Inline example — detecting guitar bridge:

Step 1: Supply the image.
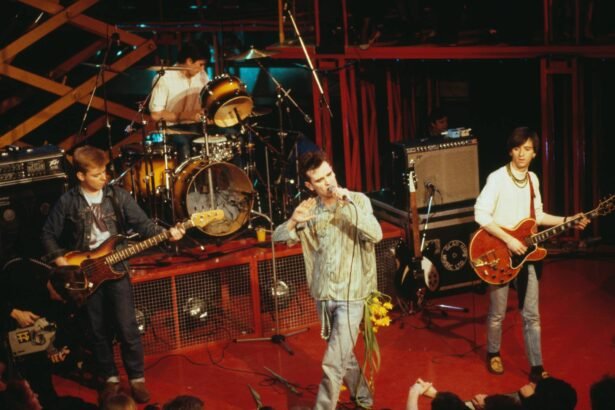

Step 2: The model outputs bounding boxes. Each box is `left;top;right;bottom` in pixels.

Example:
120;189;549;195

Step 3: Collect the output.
471;250;500;269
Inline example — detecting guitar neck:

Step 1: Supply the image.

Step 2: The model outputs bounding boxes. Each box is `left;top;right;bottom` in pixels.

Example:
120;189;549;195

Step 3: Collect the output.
530;210;594;245
409;192;422;258
105;220;193;265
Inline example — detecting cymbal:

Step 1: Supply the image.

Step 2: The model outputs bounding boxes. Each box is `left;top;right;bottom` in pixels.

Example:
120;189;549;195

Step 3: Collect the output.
226;47;278;62
251;106;273;117
146;65;191;72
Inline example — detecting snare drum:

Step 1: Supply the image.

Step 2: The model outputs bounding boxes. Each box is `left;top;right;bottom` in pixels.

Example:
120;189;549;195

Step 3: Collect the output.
191;134;241;162
201;74;253;128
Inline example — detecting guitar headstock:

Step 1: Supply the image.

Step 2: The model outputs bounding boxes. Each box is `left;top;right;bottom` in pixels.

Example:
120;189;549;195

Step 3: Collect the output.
595;194;615;216
190;210;225;228
405;161;418;193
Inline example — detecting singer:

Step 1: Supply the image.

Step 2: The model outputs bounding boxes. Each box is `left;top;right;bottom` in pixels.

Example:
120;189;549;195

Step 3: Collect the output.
273;150;382;410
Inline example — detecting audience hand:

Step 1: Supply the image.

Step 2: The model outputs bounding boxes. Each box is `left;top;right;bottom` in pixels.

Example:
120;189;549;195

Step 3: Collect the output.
519;382;536;398
10;309;39;327
48;346;70;364
471;393;487;409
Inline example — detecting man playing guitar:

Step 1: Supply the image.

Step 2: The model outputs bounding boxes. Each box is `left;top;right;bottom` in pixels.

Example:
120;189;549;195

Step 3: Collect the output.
41;146;185;404
474;127;589;382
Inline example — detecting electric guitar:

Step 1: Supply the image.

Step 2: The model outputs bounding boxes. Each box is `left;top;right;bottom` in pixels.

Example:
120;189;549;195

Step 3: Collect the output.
394;162;439;304
469;194;615;285
51;210;224;305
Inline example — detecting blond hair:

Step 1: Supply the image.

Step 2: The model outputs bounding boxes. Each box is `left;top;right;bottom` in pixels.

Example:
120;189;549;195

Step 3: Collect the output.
73;146;109;173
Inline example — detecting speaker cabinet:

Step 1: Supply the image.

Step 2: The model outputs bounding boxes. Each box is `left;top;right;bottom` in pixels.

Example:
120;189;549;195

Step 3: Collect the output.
419;205;483;292
392;138;479;209
0;177;67;259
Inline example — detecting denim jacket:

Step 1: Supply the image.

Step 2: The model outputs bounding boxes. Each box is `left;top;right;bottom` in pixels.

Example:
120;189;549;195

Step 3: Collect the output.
41;185;162;263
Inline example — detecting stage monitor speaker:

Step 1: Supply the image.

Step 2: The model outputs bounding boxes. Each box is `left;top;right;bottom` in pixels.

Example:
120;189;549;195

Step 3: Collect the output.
392;138;479;210
0;177;67;259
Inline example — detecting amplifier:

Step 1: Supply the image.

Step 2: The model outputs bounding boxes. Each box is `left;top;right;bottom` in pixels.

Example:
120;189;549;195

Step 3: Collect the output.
0;145;66;187
392;138;479;209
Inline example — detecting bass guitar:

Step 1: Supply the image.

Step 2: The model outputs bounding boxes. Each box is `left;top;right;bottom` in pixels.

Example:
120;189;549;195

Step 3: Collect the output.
51;210;224;305
394;161;439;304
469;194;615;285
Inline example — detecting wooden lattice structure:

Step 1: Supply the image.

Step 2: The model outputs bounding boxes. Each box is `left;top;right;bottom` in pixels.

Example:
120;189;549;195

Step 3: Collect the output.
0;0;156;153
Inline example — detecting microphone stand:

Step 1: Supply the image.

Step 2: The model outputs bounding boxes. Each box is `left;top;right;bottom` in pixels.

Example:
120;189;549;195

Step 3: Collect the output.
285;6;333;118
418;183;469;325
77;33;118;176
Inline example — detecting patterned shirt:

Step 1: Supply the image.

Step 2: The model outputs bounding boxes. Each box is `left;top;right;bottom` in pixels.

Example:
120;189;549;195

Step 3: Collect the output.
273;192;383;301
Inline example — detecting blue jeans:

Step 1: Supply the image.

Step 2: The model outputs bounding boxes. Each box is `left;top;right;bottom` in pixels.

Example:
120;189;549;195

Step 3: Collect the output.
486;264;542;367
86;275;144;380
314;300;372;410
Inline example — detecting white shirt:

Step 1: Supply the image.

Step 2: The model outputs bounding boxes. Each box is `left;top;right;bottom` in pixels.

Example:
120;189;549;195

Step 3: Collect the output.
475;165;545;229
149;69;209;125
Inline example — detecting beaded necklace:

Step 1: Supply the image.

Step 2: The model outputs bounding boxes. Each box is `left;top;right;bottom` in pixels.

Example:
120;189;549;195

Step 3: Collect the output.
506;162;529;188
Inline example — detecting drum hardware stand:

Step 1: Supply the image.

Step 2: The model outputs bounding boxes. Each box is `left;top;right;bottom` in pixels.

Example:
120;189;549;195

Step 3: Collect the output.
199;116;217;212
236;209;308;354
236;113;282;225
285;6;333;118
123;65;169;211
76;32;121;177
254;59;312;220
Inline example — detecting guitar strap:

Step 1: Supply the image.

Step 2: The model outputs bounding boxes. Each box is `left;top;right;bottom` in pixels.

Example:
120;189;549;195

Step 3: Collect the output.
516;174;542;309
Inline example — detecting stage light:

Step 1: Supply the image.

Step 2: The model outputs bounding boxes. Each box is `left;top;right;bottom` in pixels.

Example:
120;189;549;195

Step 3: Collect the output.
261;280;292;313
271;280;289;299
135;308;148;335
183;297;209;321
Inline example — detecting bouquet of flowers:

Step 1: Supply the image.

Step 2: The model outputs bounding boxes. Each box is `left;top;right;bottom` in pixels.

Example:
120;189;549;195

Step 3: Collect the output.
362;290;393;390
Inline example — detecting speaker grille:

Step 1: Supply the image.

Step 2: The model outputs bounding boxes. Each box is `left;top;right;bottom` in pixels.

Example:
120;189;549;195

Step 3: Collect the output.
393;139;479;209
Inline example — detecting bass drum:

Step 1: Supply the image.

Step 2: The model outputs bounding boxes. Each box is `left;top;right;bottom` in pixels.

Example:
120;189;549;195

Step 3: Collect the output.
173;159;254;237
201;74;253;128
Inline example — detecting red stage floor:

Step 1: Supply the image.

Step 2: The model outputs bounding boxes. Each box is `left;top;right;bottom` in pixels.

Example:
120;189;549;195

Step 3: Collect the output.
55;255;615;409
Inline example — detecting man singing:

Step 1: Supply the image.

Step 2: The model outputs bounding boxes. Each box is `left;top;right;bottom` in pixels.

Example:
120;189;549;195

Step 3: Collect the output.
273;150;383;409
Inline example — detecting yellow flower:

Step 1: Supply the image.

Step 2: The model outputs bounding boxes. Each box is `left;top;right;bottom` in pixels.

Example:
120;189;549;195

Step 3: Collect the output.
383;302;393;310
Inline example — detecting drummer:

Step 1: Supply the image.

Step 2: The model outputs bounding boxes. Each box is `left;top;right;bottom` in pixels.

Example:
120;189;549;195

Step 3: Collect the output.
149;41;211;163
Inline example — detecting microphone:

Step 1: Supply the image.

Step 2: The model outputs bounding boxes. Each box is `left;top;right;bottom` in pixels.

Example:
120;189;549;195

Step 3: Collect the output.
327;186;353;204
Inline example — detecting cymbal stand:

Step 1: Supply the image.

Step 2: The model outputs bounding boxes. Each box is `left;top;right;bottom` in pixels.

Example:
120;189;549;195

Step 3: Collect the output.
254;59;312;218
239;117;283;224
200;118;216;212
285;7;333;118
76;33;120;176
123;66;168;215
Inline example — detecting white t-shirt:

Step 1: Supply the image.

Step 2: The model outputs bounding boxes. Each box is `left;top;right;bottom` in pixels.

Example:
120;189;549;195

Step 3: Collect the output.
82;189;111;250
149;69;210;125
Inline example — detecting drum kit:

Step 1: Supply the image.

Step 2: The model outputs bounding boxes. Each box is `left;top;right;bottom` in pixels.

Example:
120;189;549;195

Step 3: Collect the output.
112;47;306;241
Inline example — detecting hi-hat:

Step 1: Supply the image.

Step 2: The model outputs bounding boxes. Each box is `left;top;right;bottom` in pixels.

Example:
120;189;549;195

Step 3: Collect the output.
226;47;278;62
146;65;191;71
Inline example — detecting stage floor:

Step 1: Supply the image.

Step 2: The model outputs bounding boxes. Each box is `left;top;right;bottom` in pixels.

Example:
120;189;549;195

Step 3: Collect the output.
54;254;615;409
